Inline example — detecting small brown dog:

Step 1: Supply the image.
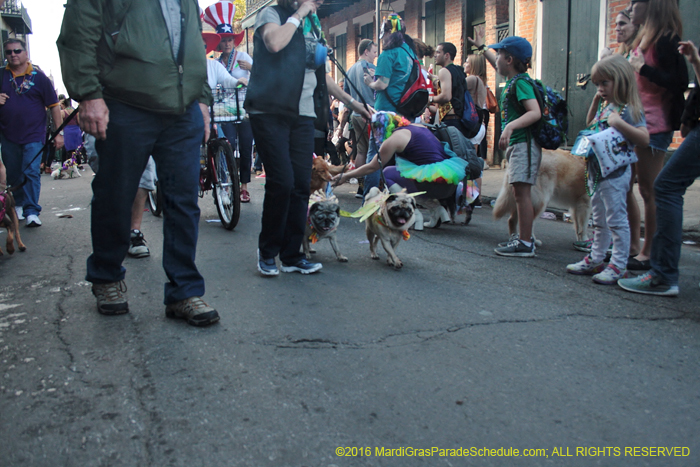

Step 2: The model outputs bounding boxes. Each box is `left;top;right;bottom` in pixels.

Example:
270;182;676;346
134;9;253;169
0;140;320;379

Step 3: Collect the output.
0;188;27;255
310;158;347;193
493;148;591;244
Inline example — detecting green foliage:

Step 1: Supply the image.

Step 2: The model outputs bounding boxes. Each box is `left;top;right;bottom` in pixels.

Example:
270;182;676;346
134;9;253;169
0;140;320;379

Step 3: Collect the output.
233;0;246;21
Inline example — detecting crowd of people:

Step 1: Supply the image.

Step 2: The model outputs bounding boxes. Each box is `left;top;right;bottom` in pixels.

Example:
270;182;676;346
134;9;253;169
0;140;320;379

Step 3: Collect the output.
0;0;697;328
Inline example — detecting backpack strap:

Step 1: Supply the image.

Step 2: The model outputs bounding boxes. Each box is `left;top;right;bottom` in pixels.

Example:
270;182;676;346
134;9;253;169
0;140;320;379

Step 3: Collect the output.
506;75;539;179
445;64;466;117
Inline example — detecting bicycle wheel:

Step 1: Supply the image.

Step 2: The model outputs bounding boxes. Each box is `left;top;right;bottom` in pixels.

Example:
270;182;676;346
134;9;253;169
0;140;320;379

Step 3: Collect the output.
148;180;163;217
210;139;240;230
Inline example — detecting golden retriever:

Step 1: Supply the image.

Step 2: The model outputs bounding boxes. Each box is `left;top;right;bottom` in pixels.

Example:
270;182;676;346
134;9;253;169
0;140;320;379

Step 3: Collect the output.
493;148;591;243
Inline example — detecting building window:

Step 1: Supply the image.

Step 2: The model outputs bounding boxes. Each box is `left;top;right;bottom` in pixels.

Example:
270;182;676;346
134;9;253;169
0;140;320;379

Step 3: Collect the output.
360;23;373;41
335;33;347;76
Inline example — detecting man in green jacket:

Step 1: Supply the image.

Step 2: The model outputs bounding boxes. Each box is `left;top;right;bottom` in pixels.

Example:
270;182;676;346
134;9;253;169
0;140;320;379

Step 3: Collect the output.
57;0;219;326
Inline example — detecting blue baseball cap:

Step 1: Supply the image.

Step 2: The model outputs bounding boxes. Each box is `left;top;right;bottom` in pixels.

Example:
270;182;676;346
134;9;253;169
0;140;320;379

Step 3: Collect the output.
488;36;532;62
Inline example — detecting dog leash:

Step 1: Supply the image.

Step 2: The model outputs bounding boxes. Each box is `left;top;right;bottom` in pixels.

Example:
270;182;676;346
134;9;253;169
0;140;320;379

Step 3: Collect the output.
327;52;387;191
10;105;80;189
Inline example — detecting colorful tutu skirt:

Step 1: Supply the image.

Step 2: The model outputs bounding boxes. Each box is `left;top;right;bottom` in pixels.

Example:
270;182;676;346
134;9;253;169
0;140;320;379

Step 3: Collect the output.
395;156;467;185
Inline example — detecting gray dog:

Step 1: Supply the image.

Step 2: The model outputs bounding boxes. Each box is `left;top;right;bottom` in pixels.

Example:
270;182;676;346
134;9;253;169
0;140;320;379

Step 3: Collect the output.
304;193;347;262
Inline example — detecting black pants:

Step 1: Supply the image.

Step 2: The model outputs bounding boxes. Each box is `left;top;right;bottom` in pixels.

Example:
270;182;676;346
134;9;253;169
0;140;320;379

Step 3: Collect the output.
250;114;314;263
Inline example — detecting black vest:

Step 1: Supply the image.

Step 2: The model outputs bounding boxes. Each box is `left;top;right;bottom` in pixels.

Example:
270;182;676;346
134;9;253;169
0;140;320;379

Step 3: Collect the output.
245;5;306;117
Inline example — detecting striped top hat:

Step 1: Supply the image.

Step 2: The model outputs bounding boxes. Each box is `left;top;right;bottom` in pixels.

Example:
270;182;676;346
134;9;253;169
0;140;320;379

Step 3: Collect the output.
203;1;245;47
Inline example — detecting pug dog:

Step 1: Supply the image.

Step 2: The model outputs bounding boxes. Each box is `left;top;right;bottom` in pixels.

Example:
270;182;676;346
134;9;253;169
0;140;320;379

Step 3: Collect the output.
304;192;347;262
364;187;416;269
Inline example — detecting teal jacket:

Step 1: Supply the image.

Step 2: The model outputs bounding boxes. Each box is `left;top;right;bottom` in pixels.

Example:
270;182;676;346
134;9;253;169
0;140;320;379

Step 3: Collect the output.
57;0;211;114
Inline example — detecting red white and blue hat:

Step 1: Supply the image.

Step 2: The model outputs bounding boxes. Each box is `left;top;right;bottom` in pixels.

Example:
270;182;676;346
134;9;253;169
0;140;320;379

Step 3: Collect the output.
202;1;245;47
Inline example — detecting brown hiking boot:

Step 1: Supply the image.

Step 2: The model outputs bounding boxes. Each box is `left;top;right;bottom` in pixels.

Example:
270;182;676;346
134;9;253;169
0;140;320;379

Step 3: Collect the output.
165;297;220;327
92;281;129;315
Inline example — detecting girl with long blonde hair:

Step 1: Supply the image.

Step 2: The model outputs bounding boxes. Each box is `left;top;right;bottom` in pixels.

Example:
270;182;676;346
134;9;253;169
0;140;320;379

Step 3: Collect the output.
566;55;649;284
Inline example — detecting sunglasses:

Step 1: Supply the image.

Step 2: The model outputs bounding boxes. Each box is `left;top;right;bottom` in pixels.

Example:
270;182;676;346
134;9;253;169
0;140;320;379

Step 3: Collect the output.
5;49;23;55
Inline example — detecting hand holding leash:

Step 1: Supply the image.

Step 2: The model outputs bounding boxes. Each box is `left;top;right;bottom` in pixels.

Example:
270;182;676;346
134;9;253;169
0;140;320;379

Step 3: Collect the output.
53;133;65;150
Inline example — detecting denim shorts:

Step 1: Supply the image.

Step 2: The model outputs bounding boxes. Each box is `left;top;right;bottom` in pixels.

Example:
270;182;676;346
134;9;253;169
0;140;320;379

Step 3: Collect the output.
648;131;674;152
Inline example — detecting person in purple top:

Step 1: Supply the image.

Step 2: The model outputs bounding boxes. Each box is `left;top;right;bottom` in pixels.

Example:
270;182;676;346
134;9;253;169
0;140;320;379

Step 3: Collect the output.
0;38;63;227
335;112;468;229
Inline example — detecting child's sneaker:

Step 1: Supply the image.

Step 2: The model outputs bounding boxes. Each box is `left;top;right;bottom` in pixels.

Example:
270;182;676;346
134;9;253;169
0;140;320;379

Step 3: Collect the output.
573;238;613;255
566;255;605;275
494;237;535;257
497;233;519;248
572;238;593;252
617;272;679;296
592;264;628;285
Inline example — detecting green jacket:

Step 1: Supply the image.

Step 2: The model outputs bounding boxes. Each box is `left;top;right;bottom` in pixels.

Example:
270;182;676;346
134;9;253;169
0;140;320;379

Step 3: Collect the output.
57;0;211;114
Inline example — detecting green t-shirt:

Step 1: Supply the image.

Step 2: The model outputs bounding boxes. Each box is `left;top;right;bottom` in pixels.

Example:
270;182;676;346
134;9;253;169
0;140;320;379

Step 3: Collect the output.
500;73;537;144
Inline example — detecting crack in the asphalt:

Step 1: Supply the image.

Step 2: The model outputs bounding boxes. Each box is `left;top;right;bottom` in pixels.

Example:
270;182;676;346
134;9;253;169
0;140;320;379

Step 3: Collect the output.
269;311;690;350
54;254;76;369
51;254;157;466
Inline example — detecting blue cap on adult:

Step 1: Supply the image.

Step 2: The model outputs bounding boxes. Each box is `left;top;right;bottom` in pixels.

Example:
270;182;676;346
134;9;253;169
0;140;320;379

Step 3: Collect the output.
488;36;533;62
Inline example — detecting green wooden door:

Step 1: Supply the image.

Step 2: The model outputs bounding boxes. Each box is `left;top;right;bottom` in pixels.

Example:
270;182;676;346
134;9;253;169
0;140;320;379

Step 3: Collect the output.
424;0;445;70
541;0;599;143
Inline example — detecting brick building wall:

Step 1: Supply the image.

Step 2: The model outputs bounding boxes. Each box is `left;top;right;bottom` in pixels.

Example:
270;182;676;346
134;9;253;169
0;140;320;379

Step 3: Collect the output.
403;0;421;39
515;0;537;46
482;0;509;165
444;0;463;65
321;0;376;81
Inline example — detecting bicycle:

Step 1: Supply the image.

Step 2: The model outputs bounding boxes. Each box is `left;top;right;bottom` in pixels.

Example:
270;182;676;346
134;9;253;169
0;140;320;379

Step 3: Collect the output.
200;85;243;230
148;178;163;217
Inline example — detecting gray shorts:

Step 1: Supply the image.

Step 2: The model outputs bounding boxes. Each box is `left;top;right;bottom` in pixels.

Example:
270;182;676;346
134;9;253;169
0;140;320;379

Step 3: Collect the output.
507;141;542;185
139;156;157;191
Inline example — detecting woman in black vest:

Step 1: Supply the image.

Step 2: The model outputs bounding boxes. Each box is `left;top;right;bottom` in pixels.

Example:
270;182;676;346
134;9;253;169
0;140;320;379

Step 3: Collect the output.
245;0;369;276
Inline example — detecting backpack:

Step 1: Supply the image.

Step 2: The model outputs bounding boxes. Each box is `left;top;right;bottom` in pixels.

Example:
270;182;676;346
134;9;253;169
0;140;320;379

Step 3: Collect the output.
446;64;482;138
426;123;483;181
384;46;430;120
508;75;568;149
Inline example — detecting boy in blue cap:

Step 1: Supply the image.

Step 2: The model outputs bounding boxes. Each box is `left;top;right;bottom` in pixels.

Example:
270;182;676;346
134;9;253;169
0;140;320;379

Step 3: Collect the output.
471;35;542;257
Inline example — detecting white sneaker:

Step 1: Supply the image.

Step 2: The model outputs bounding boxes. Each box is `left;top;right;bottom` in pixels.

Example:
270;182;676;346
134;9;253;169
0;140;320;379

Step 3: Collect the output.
566;255;605;275
26;214;41;227
593;264;627;285
15;206;24;220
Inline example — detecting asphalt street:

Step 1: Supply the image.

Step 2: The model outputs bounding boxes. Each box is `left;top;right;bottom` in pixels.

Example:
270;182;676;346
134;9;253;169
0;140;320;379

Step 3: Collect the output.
1;168;699;467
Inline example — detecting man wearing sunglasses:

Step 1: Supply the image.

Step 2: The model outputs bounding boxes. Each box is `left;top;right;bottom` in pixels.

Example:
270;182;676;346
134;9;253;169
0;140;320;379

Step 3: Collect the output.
0;38;64;228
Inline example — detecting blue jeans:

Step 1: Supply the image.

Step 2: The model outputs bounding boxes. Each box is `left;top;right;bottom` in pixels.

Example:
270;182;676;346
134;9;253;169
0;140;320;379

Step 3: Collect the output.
87;100;205;305
1;136;43;216
221;120;253;184
363;136;381;198
649;126;700;286
249;113;314;264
